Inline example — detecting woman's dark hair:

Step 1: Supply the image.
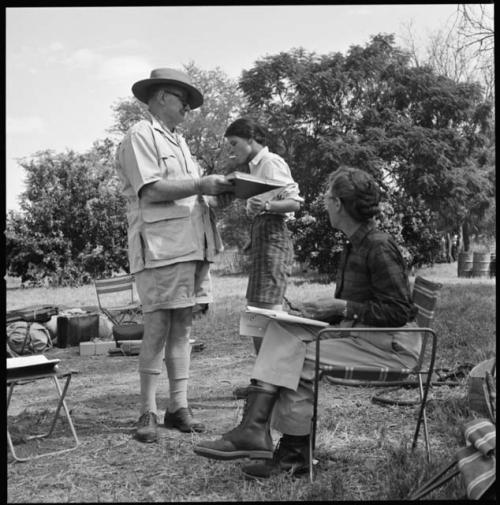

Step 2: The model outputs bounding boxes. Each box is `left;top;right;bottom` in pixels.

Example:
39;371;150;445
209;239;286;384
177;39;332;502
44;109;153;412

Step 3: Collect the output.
327;166;381;222
224;117;267;145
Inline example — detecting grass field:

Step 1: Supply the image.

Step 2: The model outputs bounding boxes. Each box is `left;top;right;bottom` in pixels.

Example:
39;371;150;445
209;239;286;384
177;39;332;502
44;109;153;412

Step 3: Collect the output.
6;261;496;502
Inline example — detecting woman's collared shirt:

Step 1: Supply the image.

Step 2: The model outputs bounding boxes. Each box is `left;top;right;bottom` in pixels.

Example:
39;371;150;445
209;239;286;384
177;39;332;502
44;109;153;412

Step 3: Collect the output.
246;146;303;220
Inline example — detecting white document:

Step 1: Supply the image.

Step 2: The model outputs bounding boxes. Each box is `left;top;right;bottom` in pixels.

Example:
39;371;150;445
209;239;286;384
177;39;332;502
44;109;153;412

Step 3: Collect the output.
7;355;60;370
245;306;329;328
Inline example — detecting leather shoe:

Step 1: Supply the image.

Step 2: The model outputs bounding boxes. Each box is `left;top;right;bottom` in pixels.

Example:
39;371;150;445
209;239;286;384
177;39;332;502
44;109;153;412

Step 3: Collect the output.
164;407;205;433
134;411;158;443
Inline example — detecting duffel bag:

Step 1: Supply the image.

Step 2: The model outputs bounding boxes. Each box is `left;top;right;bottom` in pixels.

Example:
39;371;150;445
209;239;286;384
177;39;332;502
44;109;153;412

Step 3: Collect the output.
7;321;53;356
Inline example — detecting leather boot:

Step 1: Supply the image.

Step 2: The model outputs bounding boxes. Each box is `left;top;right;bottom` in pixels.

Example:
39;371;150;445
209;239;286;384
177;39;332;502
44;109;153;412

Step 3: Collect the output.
232;379;257;400
194;385;277;460
232;385;249;400
241;434;310;480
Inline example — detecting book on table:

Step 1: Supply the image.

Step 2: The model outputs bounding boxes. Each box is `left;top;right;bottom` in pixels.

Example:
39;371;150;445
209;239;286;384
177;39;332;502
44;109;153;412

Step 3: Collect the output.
226;171;286;199
7;355;61;380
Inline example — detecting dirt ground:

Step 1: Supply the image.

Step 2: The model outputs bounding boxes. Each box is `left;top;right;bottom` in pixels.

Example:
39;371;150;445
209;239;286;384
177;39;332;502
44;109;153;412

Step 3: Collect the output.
7;339;469;502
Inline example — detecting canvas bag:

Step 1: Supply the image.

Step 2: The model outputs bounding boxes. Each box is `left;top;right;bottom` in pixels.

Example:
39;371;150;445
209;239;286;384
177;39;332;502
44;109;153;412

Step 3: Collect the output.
7;321;53;356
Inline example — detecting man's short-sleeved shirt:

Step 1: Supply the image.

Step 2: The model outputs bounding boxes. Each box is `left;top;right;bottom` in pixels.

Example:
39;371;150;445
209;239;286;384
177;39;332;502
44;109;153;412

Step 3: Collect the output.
115;115;223;273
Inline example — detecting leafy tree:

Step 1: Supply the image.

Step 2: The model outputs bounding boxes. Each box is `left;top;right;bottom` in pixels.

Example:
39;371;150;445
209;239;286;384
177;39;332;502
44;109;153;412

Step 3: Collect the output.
181;62;247;174
6;139;128;285
401;4;494;102
400;7;495;249
237;35;494;273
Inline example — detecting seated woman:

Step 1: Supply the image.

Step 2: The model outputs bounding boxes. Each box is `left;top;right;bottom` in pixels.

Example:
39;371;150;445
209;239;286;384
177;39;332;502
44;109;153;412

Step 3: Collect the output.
193;165;420;479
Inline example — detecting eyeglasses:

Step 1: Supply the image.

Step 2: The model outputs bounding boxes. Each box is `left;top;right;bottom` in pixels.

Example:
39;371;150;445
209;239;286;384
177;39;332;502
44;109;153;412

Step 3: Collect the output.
164;90;190;108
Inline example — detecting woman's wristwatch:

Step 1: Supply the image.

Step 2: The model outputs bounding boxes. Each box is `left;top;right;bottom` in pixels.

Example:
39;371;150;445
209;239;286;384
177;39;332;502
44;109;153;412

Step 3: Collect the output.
264;201;271;212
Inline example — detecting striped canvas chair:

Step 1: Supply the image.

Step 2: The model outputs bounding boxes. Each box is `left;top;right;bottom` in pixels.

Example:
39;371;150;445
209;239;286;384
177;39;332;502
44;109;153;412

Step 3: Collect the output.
309;276;442;482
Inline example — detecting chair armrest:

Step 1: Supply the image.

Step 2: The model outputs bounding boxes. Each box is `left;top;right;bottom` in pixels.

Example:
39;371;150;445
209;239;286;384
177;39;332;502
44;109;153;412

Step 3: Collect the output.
317;326;431;339
314;326;437;379
316;326;435;356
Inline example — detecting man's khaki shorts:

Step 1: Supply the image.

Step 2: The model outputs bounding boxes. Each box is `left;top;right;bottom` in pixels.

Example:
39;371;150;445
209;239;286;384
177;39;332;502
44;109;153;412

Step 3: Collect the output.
135;260;212;313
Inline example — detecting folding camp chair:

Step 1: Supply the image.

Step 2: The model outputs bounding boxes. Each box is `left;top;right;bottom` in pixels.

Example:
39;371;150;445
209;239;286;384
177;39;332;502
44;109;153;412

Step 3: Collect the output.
309;276;442;482
94;274;204;353
94;273;143;326
7;358;80;462
94;274;144;344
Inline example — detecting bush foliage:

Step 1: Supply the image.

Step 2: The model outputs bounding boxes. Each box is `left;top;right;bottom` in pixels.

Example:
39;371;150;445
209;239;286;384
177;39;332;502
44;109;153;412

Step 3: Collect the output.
6;140;129;285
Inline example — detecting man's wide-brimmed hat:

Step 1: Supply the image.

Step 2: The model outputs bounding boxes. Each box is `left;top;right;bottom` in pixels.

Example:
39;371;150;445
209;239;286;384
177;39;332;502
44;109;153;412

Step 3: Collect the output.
132;68;203;109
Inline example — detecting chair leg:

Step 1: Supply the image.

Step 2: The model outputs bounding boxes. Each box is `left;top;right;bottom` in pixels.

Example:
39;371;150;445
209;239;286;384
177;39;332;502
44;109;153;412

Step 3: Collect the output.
101;308;120;326
412;374;431;461
407;460;459;500
419;375;431;461
45;375;78;442
308;428;314;484
309;336;322;483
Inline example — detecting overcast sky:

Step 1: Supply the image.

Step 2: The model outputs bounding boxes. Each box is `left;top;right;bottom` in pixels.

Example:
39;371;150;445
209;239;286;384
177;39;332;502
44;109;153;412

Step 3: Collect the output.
6;4;468;212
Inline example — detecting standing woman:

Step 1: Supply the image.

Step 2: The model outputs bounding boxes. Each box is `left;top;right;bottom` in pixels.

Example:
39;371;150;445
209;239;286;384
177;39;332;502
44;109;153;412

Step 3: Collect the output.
225;118;303;355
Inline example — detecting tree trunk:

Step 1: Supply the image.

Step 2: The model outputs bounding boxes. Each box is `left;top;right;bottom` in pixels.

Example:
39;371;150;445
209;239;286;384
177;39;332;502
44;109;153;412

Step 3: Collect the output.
457;225;463;252
462;220;471;251
445;232;452;262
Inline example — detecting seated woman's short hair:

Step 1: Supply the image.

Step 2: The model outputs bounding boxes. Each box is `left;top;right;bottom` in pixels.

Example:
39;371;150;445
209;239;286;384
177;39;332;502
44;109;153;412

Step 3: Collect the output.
328;166;381;222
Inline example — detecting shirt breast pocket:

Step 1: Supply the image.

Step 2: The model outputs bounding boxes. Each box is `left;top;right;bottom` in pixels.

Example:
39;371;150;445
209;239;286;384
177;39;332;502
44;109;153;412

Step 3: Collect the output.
141;205;197;262
159;151;185;177
158;144;185;179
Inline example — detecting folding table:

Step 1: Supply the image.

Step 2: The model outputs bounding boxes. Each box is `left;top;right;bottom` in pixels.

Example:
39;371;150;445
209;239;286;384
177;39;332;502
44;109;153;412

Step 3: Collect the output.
7;357;80;462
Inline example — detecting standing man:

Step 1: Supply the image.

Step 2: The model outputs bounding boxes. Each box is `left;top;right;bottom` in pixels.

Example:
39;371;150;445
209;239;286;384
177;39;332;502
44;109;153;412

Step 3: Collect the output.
116;68;234;443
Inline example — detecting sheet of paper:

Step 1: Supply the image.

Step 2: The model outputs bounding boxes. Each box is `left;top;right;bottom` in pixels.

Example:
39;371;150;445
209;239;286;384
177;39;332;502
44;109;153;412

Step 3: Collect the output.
7;355;60;369
245;306;329;328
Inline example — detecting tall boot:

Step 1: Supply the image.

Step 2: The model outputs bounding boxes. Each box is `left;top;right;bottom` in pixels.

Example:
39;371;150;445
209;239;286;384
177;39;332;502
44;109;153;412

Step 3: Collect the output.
194;385;278;460
232;378;257;400
242;434;310;480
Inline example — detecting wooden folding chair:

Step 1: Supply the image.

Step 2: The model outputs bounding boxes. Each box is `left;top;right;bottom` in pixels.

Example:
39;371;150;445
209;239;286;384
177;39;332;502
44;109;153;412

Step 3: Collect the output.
7;359;80;462
309;276;442;482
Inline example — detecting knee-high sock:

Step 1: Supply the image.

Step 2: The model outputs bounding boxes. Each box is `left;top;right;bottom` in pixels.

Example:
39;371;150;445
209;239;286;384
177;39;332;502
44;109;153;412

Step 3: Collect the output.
165;309;192;412
140;372;160;415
